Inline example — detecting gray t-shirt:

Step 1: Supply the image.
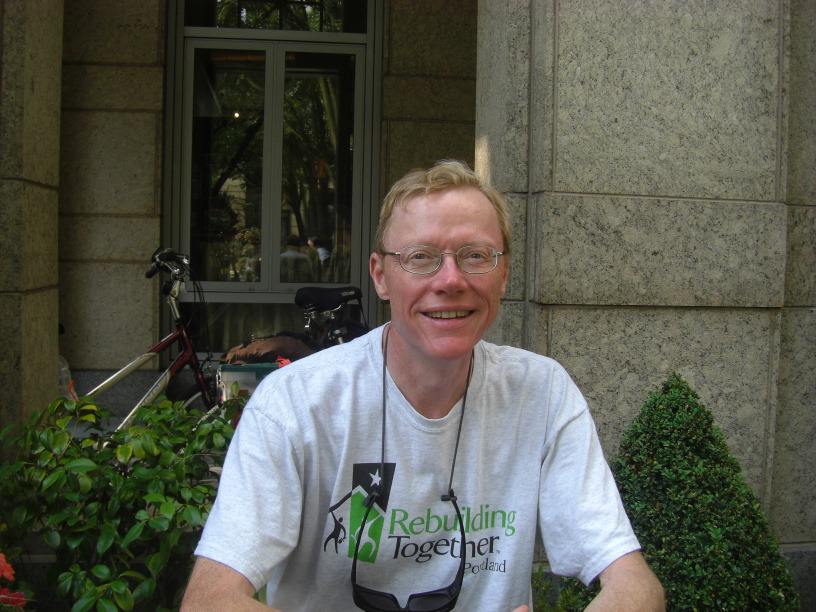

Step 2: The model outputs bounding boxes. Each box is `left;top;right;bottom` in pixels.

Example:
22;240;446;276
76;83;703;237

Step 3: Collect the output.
195;325;640;611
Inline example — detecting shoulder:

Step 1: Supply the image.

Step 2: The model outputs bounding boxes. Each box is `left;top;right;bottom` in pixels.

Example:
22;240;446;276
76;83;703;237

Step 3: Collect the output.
477;340;574;384
242;327;382;420
474;341;588;418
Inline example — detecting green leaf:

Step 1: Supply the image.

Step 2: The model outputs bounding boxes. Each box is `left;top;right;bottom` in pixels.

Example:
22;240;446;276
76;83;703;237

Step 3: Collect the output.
140;432;157;456
65;457;97;472
57;571;74;597
37;449;55;467
113;587;135;611
147;515;171;531
132;577;156;602
181;505;202;527
91;564;112;580
130;438;145;460
53;431;72;454
144;492;166;504
78;473;94;494
46;511;71;526
70;594;97;612
121;522;145;550
96;598;118;612
116;444;133;464
97;524;116;555
159;500;177;518
159;449;176;467
146;550;168;577
11;505;28;526
42;469;66;492
44;529;61;549
66;532;86;549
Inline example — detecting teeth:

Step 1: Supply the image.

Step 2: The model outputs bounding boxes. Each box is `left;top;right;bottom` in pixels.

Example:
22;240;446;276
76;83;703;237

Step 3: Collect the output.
427;310;470;319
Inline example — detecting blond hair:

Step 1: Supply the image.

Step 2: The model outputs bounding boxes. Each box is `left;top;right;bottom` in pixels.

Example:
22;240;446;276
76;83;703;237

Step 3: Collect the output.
374;159;511;254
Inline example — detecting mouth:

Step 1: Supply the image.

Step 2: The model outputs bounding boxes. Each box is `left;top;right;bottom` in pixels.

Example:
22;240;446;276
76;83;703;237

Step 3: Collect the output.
424;310;472;319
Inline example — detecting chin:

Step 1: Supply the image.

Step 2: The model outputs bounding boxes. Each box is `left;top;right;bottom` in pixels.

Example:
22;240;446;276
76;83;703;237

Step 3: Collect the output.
423;337;481;362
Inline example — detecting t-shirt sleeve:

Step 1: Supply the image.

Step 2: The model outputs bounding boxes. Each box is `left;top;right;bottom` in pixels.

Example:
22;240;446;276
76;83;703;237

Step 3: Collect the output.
537;379;641;585
194;401;303;591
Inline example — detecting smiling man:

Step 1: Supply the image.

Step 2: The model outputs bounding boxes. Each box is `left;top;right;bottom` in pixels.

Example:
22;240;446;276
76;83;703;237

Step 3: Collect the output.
181;160;664;611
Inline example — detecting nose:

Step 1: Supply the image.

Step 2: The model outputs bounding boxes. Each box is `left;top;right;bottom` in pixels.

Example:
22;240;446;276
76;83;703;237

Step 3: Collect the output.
432;252;468;290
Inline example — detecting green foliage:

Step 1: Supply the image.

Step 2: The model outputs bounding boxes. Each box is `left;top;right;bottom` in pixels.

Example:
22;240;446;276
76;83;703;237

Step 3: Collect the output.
0;395;244;611
531;565;591;612
559;373;799;611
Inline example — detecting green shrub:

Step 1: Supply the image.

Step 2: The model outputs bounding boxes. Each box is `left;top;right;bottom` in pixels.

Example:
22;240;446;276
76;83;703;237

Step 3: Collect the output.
531;565;588;612
558;373;799;610
0;395;243;611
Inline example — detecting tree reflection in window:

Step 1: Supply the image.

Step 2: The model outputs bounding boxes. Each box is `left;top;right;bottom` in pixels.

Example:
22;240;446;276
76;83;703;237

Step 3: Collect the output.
189;48;355;285
185;0;367;34
281;52;355;284
190;49;265;283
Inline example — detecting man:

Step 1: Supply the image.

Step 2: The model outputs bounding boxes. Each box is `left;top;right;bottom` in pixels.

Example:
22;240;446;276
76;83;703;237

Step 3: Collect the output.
182;160;664;611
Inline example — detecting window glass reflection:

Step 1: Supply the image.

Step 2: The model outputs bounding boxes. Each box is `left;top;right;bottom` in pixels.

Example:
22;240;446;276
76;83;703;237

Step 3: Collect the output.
185;0;367;33
280;51;355;284
190;49;265;283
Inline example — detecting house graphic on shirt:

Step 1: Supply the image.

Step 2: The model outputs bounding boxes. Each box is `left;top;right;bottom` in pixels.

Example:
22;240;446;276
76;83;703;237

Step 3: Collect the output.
324;462;396;564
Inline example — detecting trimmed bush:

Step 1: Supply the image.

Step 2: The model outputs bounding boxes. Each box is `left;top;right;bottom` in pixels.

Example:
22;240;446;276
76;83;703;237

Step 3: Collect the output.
558;373;799;610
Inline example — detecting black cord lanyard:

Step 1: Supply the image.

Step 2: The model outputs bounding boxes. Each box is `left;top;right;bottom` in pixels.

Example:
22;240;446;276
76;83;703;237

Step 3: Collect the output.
369;325;474;507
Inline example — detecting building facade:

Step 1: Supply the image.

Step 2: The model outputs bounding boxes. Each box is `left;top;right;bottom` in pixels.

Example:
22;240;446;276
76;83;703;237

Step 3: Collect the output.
1;0;813;605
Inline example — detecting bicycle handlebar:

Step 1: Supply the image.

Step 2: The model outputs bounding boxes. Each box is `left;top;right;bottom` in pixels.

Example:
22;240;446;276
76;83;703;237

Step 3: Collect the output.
146;247;189;279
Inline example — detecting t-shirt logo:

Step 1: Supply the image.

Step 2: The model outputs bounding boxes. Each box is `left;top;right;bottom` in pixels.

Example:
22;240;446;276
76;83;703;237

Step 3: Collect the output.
324;462;396;564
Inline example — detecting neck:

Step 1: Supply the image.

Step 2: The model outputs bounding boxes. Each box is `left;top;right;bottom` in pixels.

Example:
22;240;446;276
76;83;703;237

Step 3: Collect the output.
382;326;475;419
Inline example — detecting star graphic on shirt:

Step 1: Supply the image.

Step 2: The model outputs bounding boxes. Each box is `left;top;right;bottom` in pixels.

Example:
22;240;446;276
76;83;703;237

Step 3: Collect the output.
369;469;381;488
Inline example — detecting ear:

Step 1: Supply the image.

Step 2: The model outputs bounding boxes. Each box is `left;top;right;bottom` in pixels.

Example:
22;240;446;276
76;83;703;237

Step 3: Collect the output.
369;252;390;301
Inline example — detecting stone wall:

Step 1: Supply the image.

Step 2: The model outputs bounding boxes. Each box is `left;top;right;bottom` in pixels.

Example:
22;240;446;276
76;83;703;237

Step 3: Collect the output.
380;0;478;189
57;1;164;404
0;0;64;432
477;0;815;606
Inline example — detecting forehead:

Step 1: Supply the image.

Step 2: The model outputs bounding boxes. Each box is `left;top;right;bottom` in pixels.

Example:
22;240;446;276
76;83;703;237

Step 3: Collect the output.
387;187;501;241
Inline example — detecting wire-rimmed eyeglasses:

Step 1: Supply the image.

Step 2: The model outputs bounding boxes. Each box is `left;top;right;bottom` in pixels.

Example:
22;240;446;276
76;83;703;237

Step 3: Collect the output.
384;245;505;275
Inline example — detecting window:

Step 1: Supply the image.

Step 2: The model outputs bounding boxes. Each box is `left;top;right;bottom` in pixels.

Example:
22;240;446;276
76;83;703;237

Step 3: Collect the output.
184;0;367;33
165;1;380;353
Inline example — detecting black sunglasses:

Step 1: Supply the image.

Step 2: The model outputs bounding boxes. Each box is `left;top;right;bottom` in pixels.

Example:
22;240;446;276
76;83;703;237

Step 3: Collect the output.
350;326;473;612
351;489;467;612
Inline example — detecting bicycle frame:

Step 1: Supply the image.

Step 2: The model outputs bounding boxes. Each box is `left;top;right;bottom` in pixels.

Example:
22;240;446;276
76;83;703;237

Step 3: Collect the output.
85;249;368;432
86;274;216;430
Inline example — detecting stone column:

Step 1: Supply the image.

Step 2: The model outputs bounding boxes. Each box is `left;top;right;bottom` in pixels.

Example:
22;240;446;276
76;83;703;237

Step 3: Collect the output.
476;0;814;605
0;0;64;431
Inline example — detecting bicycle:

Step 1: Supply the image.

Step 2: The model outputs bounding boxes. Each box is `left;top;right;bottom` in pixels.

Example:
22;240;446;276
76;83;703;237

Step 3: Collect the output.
85;247;369;430
84;248;217;430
